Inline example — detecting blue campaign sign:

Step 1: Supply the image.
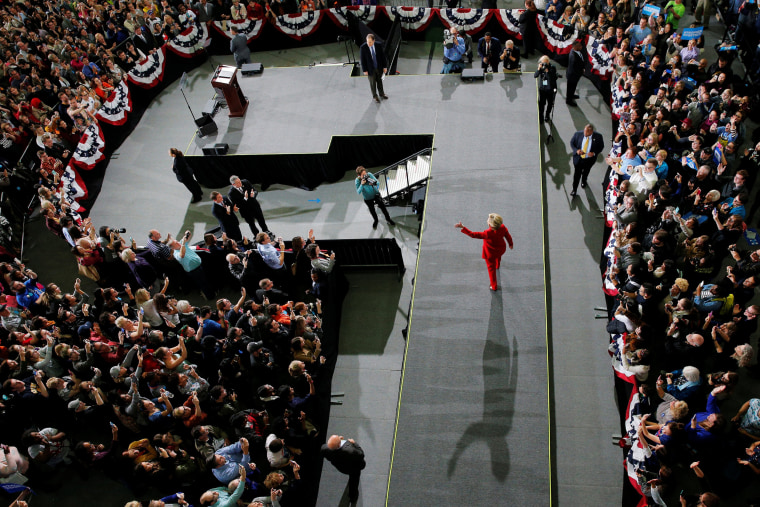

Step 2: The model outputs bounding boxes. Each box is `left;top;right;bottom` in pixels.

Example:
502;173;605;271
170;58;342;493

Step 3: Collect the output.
642;4;661;16
682;27;704;40
713;145;723;165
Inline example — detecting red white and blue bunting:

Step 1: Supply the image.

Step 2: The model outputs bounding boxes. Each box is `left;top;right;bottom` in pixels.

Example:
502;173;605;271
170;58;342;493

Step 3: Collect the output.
539;16;577;54
326;6;378;27
587;36;614;78
438;8;492;33
272;11;324;40
168;22;210;57
71;122;106;171
60;164;88;213
95;79;132;126
494;9;523;39
127;47;167;88
383;6;434;32
212;18;264;41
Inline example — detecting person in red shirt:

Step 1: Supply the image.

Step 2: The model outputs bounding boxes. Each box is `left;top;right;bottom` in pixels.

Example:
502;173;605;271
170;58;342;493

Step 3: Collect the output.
455;213;514;291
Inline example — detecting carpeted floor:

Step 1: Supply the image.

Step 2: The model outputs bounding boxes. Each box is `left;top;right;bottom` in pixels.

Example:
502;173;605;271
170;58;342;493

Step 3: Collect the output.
386;73;550;506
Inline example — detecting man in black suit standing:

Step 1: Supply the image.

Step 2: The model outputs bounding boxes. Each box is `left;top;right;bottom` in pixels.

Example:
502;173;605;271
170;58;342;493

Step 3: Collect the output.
227;175;269;236
321;434;366;504
133;25;157;57
566;39;585;106
569;124;605;197
477;32;502;73
210;191;243;240
359;34;388;104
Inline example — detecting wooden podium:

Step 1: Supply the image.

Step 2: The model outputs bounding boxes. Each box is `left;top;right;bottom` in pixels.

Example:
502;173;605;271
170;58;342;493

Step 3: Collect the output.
211;65;248;118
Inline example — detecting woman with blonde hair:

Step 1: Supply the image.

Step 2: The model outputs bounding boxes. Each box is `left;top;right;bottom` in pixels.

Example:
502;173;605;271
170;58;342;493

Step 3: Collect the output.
455;213;514;291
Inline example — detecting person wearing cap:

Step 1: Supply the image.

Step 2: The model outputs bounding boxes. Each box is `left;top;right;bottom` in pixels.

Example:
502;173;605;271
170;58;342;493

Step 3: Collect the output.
455;213;514;291
477;32;501;73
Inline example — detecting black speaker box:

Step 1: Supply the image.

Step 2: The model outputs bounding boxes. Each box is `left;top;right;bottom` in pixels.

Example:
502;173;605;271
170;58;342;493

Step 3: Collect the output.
460;68;484;82
195;115;218;137
241;63;263;75
202;143;229;156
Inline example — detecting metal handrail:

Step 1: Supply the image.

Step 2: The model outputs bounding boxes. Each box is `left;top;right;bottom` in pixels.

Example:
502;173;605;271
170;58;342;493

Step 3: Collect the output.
375;147;432;200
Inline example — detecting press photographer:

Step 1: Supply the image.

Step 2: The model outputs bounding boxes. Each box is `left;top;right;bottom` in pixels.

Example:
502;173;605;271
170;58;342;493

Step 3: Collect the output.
500;40;521;72
534;56;558;123
441;27;465;74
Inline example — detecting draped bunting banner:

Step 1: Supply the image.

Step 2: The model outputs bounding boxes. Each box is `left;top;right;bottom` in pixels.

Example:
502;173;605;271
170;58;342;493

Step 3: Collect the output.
168;22;210;57
71;122;106;171
609;334;638;383
127;46;167;88
624;394;651;505
539;15;577;54
602;229;620;297
326;6;378;27
611;81;630;119
384;6;434;32
272;11;324;40
212;18;265;41
60;164;88;213
587;36;614;78
95;79;132;126
494;9;523;39
438;8;491;33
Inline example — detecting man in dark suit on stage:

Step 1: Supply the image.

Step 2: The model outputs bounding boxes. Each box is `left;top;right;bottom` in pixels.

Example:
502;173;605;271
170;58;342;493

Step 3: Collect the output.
477;32;502;73
210;191;243;240
566;39;585;106
570;123;605;197
359;34;388;104
321;434;366;504
227;175;269;236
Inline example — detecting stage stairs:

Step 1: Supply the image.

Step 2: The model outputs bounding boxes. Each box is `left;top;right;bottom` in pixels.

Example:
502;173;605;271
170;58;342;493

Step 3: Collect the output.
376;148;432;204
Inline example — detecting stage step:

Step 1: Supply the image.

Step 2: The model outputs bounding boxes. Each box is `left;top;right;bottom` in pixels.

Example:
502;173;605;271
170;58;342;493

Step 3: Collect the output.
376;149;432;201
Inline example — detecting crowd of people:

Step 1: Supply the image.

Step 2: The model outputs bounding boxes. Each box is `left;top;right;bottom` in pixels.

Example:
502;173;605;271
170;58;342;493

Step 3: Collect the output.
0;0;759;503
594;0;760;502
1;205;338;507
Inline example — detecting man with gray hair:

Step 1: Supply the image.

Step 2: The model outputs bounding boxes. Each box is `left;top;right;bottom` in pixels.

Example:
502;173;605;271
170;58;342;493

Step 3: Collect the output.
227;175;269;236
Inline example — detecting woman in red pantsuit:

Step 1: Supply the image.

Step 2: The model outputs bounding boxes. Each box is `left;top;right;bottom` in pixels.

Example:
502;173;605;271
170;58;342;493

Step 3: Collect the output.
455;213;514;291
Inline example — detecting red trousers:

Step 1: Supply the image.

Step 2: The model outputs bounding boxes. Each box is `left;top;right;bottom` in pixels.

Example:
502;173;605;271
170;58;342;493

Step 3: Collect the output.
485;256;502;289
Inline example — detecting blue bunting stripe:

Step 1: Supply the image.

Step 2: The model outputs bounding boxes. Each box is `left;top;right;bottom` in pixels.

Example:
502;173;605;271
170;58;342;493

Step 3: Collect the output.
538;15;577;55
95;79;132;126
438;8;491;33
272;10;324;40
168;22;210;57
384;6;434;32
326;6;377;27
127;46;167;88
493;9;523;40
71;122;106;171
211;18;264;41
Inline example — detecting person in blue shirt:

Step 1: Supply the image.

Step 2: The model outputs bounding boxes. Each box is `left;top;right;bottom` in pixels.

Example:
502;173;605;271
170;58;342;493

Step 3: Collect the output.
685;386;727;451
171;232;213;299
441;26;465;73
211;438;251;484
255;232;287;272
355;166;395;229
81;57;101;79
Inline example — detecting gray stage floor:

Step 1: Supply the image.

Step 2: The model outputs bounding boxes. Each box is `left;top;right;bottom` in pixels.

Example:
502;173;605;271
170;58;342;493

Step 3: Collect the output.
79;42;626;507
386;79;550;505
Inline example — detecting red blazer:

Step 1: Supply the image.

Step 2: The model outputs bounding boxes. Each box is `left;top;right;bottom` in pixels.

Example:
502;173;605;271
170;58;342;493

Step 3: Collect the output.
461;224;513;261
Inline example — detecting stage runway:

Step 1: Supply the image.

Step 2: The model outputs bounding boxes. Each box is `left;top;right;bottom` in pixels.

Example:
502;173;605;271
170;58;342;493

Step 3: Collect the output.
190;65;549;505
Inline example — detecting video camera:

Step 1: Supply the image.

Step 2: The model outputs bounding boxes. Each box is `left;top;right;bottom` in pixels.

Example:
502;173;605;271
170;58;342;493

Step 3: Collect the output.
443;29;457;49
